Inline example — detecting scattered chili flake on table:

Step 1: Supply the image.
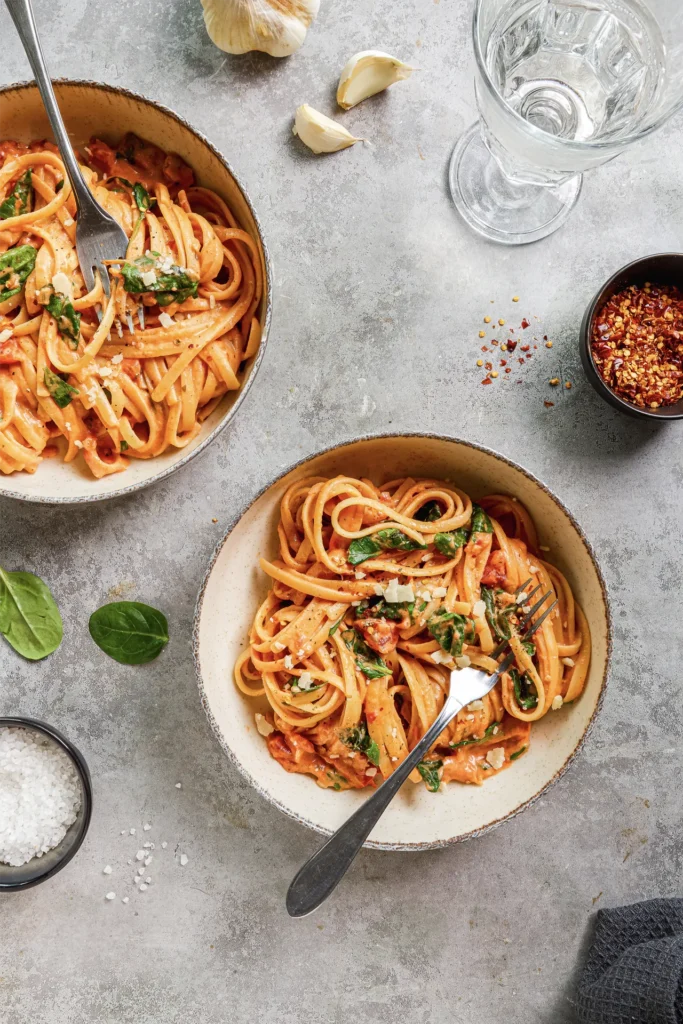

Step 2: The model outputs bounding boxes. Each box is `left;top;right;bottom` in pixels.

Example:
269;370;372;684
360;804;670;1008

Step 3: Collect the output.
591;282;683;409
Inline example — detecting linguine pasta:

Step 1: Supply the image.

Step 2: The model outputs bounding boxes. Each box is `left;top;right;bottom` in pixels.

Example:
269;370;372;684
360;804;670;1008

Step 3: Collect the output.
235;475;591;792
0;133;263;478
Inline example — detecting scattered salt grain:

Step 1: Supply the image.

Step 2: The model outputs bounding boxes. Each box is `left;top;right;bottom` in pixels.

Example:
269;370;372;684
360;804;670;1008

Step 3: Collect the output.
161;842;168;849
144;856;152;867
180;853;189;867
139;883;148;892
145;876;152;884
135;850;145;861
122;897;129;904
143;822;151;831
129;828;136;835
0;726;81;867
175;783;182;789
103;865;112;875
105;892;116;901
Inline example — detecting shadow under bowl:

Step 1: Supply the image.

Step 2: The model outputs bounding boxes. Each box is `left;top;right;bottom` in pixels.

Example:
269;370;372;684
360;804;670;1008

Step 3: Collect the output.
0;717;92;892
579;252;683;421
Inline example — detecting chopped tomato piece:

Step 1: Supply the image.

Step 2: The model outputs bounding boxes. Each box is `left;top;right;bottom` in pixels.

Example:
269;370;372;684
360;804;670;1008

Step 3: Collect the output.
0;141;28;164
481;549;507;588
356;617;400;655
0;339;22;364
162;152;194;190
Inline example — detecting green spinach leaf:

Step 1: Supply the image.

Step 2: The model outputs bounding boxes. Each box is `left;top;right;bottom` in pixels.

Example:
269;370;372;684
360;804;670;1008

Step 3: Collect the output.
89;600;169;664
133;183;154;213
0;170;33;220
470;504;493;534
449;721;498;749
509;746;527;761
510;668;538;710
121;254;198;306
434;528;469;558
357;597;414;622
0;565;62;660
341;628;392;678
43;290;81;348
347;528;425;566
428;608;475;657
0;244;37;302
417;758;442;792
414;500;443;522
341;721;381;765
43;368;79;408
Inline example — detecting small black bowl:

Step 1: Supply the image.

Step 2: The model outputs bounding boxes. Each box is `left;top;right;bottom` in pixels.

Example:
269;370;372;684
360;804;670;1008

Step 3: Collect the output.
0;717;92;892
579;253;683;420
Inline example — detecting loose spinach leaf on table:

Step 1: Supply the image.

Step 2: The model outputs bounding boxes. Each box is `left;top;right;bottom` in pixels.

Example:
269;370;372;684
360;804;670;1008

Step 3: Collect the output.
347;528;426;566
0;170;33;220
428;607;476;658
0;244;37;303
417;758;443;793
0;565;63;660
89;600;169;664
434;528;469;558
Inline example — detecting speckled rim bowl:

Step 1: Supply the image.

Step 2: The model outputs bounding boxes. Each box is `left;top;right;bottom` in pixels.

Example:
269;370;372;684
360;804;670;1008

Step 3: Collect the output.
193;433;612;852
579;253;683;420
0;79;272;504
0;716;92;891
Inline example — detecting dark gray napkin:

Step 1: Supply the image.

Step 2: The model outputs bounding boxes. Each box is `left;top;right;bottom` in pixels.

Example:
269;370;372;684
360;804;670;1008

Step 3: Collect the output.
577;899;683;1024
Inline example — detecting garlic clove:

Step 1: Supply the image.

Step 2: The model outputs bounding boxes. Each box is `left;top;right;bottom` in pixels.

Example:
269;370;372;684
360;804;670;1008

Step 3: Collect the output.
202;0;320;58
337;50;415;109
293;105;363;155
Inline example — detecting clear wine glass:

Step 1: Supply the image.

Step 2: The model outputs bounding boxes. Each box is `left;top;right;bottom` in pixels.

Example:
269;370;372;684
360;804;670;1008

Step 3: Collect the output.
449;0;683;245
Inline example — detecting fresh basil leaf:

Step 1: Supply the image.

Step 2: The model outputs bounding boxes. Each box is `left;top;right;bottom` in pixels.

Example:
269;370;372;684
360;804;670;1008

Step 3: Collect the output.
43;290;81;348
450;722;498;749
417;758;442;792
133;182;153;213
121;256;198;305
434;528;468;558
510;668;538;710
509;746;527;761
0;565;63;660
0;244;37;302
43;368;79;409
414;500;442;522
428;608;475;657
0;170;33;220
347;536;381;566
341;628;392;678
471;504;493;534
89;600;169;664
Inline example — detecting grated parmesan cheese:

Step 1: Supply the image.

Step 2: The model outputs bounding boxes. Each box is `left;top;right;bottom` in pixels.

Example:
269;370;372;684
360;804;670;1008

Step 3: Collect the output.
255;713;274;737
485;747;506;771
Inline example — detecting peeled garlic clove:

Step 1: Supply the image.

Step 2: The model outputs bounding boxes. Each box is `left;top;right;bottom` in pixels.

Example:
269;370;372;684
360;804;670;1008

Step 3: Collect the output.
202;0;320;58
337;50;414;109
293;105;363;155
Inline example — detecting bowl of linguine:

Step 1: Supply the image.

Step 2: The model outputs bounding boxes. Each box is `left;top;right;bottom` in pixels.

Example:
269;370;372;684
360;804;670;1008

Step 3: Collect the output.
194;434;611;851
0;80;271;502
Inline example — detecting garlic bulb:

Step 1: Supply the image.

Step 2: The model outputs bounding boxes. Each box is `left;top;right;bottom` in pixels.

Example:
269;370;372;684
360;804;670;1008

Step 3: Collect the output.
202;0;320;58
293;105;363;155
337;50;414;109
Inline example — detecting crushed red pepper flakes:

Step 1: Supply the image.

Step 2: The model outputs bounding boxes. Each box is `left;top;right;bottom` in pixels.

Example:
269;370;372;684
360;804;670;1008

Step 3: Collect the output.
482;377;492;385
591;282;683;408
507;340;518;352
544;401;554;408
521;318;530;329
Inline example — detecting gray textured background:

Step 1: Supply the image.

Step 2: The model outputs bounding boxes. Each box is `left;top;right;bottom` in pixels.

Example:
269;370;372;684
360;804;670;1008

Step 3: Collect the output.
1;1;682;1021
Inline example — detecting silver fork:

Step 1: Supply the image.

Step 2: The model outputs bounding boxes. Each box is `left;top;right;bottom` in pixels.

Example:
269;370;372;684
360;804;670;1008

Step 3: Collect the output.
286;589;557;918
5;0;128;298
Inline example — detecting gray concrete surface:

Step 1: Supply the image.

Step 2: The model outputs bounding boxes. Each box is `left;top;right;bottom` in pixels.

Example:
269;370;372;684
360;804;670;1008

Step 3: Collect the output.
1;1;682;1021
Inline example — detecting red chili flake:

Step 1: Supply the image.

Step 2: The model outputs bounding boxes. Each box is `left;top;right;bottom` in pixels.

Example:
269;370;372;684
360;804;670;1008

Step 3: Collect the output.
481;377;492;385
500;359;507;366
533;345;537;350
590;282;683;408
525;353;532;360
507;340;518;352
521;319;530;329
520;344;530;352
491;339;499;346
481;345;489;352
544;401;554;408
543;335;548;341
504;367;512;374
485;361;493;370
518;358;525;365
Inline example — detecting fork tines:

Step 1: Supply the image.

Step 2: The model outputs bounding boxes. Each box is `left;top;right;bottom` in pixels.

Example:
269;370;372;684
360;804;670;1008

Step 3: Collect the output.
492;594;558;681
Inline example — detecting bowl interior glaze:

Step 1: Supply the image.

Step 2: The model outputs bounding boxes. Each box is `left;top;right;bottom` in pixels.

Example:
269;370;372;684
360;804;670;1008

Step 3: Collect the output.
0;80;271;503
194;434;611;851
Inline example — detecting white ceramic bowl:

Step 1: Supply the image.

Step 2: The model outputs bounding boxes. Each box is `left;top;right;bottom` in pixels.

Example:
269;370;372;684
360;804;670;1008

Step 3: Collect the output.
0;80;271;504
194;434;611;851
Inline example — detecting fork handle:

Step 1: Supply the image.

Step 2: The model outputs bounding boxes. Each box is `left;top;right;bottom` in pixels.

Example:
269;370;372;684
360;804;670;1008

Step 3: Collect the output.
4;0;94;210
285;692;465;918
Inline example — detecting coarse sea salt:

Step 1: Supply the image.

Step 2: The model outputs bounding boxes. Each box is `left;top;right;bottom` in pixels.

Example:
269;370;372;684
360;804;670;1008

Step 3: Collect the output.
0;726;81;867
